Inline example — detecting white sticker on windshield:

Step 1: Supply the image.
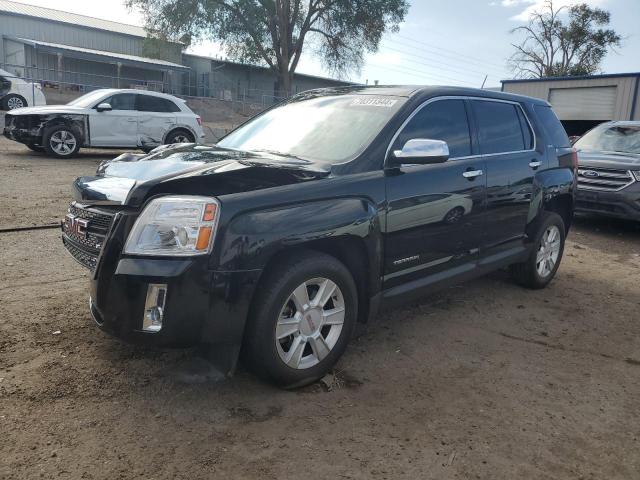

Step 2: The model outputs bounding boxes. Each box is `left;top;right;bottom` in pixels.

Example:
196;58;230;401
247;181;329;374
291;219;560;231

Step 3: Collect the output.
350;97;398;108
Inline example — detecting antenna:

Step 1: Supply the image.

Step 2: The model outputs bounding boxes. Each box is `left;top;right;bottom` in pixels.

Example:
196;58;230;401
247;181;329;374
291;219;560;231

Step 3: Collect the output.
480;75;488;89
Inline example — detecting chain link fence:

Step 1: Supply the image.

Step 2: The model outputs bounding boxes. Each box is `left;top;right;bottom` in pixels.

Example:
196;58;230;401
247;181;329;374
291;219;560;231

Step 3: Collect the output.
0;62;288;116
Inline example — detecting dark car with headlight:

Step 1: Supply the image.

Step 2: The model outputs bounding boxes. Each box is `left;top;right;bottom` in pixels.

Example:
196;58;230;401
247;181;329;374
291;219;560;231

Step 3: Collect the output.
574;121;640;221
62;86;576;388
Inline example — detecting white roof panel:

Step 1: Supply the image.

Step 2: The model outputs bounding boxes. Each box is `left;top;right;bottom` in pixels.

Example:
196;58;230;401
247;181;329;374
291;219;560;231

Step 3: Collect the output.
14;37;189;71
0;0;146;37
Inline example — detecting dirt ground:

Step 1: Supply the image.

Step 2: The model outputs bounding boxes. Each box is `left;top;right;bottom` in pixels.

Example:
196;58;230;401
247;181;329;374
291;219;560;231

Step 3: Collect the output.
1;135;640;479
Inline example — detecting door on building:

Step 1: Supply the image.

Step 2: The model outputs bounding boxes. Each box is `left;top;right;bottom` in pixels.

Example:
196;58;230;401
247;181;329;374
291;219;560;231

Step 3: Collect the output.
136;94;179;145
89;93;139;147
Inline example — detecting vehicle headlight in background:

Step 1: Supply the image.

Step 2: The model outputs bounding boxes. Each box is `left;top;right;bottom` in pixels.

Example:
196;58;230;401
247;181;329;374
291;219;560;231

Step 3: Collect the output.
633;171;640;182
124;196;220;256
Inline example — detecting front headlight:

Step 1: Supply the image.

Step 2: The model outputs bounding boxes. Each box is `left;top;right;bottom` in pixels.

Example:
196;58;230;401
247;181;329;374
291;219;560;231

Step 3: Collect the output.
633;171;640;182
124;196;220;256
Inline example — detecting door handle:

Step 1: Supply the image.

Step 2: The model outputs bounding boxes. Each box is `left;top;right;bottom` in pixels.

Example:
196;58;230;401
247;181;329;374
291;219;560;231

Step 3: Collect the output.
463;169;484;179
529;161;542;169
126;118;136;122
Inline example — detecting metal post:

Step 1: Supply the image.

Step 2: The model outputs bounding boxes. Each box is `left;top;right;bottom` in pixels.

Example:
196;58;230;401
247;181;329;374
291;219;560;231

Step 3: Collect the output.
56;53;63;88
116;62;122;88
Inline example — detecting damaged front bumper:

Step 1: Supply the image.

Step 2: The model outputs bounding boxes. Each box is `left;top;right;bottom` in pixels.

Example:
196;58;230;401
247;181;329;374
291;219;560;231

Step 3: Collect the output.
66;208;261;376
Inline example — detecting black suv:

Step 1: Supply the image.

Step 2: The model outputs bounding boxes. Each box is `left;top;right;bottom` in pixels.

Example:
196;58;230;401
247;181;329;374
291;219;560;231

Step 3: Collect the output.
62;86;576;388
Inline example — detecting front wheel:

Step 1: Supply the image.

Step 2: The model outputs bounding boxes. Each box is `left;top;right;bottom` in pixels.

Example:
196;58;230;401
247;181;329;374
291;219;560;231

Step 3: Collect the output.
243;251;358;389
43;126;81;158
510;212;566;289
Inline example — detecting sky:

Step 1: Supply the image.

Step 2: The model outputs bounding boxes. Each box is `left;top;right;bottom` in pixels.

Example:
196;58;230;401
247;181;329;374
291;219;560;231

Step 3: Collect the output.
11;0;640;88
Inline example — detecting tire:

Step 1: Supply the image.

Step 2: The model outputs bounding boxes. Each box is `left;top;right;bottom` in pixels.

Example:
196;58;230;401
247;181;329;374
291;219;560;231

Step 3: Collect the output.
3;94;27;110
510;212;566;289
243;251;358;389
26;143;44;153
165;129;195;145
43;125;81;158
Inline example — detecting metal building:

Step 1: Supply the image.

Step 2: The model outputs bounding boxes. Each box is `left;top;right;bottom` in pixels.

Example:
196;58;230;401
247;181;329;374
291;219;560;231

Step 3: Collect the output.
0;0;350;104
502;73;640;136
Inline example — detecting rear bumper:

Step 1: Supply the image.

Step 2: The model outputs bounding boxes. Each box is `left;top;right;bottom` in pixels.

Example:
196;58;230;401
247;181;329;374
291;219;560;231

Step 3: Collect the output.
575;183;640;221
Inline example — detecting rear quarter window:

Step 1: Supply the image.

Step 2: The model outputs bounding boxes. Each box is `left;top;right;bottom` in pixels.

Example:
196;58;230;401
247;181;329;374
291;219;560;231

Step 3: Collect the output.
137;95;181;113
534;105;570;147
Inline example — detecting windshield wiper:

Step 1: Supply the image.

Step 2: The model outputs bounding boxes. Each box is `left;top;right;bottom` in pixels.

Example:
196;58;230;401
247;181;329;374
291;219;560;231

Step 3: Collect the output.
249;149;310;163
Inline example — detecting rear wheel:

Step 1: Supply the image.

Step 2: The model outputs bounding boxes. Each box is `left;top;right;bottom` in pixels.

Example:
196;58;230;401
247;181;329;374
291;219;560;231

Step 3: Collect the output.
244;251;358;388
3;94;26;110
510;212;565;289
165;129;194;145
43;125;81;158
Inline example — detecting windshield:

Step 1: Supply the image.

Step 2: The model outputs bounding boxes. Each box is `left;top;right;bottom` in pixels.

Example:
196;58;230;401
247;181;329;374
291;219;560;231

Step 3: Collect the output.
218;94;406;163
67;90;109;108
575;124;640;155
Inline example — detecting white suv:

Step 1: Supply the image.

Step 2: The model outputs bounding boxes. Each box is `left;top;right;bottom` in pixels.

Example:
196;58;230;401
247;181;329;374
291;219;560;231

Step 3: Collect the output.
0;68;47;110
3;88;205;157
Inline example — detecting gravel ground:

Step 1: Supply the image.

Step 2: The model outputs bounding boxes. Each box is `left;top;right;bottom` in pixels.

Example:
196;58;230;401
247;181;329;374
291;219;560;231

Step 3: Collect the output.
1;136;640;479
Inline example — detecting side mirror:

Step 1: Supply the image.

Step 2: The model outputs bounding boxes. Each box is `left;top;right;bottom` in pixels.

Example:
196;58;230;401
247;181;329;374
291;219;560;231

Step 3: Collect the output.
96;102;112;112
389;139;450;166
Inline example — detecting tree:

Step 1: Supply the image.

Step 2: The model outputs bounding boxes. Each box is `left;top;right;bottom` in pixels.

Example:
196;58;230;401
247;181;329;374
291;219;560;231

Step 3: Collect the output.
509;0;621;78
127;0;409;97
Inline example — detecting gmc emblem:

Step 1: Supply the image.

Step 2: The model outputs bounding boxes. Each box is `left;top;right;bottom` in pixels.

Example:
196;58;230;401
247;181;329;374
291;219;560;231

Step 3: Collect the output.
64;214;89;238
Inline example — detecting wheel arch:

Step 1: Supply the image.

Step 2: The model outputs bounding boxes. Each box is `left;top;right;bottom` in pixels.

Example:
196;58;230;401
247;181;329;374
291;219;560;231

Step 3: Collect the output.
216;196;384;326
4;93;27;109
254;237;374;326
163;125;196;144
527;167;575;238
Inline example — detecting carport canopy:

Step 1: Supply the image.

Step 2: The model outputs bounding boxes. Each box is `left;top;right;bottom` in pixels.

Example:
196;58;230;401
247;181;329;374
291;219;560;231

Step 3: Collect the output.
6;36;189;72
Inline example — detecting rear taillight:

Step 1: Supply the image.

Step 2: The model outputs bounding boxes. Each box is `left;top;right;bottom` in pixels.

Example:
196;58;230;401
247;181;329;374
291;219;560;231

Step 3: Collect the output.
196;116;202;126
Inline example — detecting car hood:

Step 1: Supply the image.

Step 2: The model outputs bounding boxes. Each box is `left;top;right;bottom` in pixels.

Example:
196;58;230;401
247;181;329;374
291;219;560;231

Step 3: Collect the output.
73;143;331;207
8;104;86;115
577;149;640;169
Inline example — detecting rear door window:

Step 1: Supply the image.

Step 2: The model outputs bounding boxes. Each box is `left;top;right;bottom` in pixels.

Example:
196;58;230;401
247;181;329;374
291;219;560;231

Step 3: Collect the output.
472;100;527;154
393;99;472;158
533;105;570;147
137;95;181;113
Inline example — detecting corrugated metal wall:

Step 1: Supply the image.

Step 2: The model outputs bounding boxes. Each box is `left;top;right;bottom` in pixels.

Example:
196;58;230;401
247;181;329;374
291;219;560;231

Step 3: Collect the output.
503;76;640;121
0;13;145;56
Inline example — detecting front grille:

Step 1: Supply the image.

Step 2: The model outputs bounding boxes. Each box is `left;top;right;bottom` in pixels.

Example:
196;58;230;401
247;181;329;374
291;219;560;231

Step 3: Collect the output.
577;167;635;191
62;203;117;271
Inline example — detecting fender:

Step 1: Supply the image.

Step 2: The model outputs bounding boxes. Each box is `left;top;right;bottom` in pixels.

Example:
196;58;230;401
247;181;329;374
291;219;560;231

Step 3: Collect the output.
40;114;88;145
216;196;382;273
199;195;384;373
526;166;575;238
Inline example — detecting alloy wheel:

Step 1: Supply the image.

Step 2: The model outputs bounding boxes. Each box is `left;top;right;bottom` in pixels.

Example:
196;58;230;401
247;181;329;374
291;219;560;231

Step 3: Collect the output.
275;277;345;370
50;130;77;156
536;225;561;278
7;97;24;109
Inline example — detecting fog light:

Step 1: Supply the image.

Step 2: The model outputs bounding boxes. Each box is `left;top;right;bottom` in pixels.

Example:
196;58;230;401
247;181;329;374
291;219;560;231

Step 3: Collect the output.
143;284;167;333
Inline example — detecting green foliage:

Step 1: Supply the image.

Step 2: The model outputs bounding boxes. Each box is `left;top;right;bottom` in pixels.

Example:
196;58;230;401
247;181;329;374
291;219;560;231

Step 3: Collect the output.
126;0;409;95
141;35;185;63
509;0;621;78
